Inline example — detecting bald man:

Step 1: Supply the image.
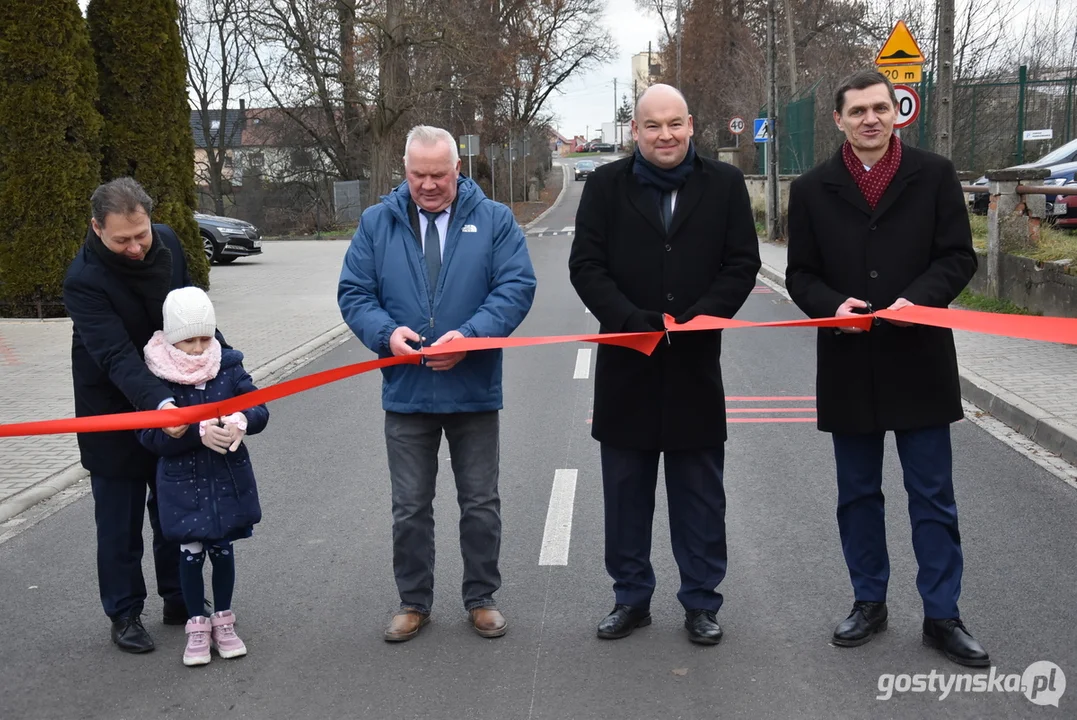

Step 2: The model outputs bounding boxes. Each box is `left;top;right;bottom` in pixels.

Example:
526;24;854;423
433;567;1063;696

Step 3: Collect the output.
569;84;760;645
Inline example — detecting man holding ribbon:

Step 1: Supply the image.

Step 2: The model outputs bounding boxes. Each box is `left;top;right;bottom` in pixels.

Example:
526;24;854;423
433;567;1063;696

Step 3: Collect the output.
569;84;760;644
63;177;202;653
338;125;535;642
785;70;987;667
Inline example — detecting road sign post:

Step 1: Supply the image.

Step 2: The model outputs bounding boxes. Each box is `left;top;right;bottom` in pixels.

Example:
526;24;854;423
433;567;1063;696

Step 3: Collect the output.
458;134;480;178
487;144;497;201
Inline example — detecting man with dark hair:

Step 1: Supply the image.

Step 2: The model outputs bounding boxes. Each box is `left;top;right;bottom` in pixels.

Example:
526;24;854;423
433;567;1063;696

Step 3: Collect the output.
570;84;760;645
785;70;987;666
64;177;208;653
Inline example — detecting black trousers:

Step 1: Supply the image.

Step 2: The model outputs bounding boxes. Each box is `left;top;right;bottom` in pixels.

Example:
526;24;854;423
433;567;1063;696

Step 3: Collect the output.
90;473;182;621
600;444;727;612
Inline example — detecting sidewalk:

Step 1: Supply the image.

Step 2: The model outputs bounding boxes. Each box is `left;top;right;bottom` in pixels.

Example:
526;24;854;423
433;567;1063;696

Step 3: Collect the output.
757;240;1077;466
0;240;353;521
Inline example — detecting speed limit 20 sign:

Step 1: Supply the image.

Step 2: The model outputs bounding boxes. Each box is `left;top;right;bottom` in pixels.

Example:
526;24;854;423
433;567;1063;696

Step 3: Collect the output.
893;84;920;129
728;116;746;135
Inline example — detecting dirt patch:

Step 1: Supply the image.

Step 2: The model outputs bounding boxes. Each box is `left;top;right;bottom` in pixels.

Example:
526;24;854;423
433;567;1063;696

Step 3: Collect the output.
511;165;565;227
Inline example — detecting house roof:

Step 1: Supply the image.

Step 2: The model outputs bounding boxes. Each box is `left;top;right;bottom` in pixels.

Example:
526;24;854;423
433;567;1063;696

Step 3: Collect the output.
190;109;245;149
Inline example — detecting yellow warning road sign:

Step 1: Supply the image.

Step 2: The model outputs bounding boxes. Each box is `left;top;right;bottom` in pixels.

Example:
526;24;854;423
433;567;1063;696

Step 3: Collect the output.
875;21;925;66
877;64;923;83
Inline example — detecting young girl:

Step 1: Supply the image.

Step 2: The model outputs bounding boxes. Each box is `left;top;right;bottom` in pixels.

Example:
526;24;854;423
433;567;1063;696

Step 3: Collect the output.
138;286;269;667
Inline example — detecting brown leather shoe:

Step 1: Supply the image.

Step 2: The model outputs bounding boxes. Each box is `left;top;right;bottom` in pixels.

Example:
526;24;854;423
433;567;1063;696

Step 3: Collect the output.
384;610;430;643
469;606;507;638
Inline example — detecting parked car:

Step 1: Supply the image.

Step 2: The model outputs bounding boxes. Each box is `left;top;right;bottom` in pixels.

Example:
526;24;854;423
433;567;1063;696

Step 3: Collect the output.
593;143;616;153
195;213;263;265
574;160;597;181
969;137;1077;214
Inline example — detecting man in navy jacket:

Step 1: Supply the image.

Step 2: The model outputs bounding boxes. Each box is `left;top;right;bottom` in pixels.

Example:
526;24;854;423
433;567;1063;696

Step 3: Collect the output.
63;177;204;653
338;125;535;642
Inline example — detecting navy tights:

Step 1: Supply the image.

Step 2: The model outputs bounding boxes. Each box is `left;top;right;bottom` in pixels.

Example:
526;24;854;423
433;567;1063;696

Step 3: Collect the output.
179;541;235;618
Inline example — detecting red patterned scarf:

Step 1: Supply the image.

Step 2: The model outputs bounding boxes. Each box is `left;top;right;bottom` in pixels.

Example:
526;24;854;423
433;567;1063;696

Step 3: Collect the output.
841;134;902;209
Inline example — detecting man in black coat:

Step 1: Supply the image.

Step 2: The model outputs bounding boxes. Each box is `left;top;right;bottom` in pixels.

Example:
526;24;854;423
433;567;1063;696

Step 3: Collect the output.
63;177;203;653
569;84;760;645
785;70;988;667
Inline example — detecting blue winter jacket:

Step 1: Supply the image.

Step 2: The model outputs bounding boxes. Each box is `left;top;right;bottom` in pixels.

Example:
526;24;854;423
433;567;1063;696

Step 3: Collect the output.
137;348;269;543
337;176;536;413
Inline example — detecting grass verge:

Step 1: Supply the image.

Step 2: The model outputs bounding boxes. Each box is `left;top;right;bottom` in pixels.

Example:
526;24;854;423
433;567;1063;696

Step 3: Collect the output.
955;288;1041;315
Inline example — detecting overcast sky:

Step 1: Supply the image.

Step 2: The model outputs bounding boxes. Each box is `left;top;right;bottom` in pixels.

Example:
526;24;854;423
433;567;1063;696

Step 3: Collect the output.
546;3;664;139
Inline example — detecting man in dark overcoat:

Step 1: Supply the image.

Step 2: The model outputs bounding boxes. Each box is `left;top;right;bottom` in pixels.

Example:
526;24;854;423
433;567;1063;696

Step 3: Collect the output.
569;84;760;645
785;70;988;667
63;177;210;653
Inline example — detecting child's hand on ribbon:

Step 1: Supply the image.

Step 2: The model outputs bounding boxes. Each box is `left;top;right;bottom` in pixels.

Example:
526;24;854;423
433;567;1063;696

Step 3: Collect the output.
199;418;231;454
221;412;248;452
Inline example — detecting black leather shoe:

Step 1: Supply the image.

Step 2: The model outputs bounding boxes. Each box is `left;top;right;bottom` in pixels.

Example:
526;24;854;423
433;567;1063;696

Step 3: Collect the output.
685;610;723;645
111;615;155;653
923;618;990;667
832;601;888;647
597;605;651;639
162;600;188;626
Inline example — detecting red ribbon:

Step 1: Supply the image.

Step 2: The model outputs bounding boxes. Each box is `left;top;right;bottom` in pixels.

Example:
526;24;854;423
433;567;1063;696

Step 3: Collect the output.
2;306;1075;438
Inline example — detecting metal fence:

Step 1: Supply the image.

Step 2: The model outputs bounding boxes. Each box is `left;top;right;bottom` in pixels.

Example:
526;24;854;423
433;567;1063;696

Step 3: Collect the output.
756;83;817;175
899;66;1077;174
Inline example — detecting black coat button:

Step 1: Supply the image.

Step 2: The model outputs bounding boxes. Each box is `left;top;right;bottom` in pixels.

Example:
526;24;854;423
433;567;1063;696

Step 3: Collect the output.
667;293;674;301
665;244;671;251
870;224;878;231
873;318;882;327
869;270;879;279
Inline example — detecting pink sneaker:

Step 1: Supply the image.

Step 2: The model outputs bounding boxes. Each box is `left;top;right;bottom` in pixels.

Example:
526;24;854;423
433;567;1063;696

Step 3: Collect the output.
183;617;211;666
211;610;247;659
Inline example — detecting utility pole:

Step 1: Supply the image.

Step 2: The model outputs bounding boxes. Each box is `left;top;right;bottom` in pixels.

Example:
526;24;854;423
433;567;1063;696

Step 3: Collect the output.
935;0;955;158
766;0;781;242
676;0;683;88
613;78;617;145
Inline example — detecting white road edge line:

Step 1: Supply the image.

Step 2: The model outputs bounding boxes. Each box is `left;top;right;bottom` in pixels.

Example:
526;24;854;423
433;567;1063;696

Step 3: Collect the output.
539;469;579;566
573;348;591;379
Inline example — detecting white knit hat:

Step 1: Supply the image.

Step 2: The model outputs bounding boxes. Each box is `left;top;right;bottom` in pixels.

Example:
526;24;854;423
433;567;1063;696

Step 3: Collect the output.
163;287;217;344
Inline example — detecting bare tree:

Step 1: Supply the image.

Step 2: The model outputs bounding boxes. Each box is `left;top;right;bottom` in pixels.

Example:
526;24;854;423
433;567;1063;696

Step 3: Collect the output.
499;0;615;127
180;0;252;215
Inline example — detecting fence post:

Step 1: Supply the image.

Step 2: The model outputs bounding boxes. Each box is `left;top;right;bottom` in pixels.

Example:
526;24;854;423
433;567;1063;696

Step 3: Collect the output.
968;86;977;171
1016;65;1027;164
984;166;1048;299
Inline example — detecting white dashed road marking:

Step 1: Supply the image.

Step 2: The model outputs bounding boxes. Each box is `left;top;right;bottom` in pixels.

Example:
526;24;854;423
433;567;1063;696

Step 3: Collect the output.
573;349;591;379
539;469;579;565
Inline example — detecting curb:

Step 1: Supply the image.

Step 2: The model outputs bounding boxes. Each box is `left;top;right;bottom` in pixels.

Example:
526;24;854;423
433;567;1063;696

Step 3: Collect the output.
0;323;354;525
756;254;1077;467
524;163;571;230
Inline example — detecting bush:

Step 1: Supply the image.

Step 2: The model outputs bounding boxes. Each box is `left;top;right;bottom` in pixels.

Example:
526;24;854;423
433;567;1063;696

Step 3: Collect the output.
0;0;102;317
88;0;209;288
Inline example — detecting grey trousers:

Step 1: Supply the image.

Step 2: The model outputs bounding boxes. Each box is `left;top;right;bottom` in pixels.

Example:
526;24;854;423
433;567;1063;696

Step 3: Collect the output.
384;410;501;613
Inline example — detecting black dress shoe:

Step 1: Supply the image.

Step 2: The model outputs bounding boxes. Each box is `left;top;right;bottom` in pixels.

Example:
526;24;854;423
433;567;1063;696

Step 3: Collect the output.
832;601;888;647
597;605;651;639
111;615;155;653
923;618;990;667
162;600;189;626
685;610;723;645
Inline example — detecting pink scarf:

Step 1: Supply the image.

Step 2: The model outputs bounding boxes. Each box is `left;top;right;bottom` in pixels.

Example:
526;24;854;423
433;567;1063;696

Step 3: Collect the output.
144;331;222;386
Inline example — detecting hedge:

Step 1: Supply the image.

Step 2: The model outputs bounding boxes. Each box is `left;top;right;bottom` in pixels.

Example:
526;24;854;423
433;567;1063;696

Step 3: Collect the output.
88;0;209;289
0;0;102;317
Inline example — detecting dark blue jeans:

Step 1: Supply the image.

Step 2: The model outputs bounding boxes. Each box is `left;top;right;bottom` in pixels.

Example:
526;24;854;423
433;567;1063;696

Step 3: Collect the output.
90;473;182;621
600;444;727;613
832;426;963;619
384;411;501;613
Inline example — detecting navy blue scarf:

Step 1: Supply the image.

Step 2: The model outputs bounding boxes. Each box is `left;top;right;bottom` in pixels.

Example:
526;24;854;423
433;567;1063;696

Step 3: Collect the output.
632;142;697;193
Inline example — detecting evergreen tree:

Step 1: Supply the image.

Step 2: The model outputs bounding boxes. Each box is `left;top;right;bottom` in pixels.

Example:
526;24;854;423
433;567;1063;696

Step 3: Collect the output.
88;0;209;288
0;0;102;316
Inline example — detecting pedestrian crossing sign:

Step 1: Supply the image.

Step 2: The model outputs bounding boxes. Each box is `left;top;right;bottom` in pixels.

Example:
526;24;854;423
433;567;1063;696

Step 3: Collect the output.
753;118;771;143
